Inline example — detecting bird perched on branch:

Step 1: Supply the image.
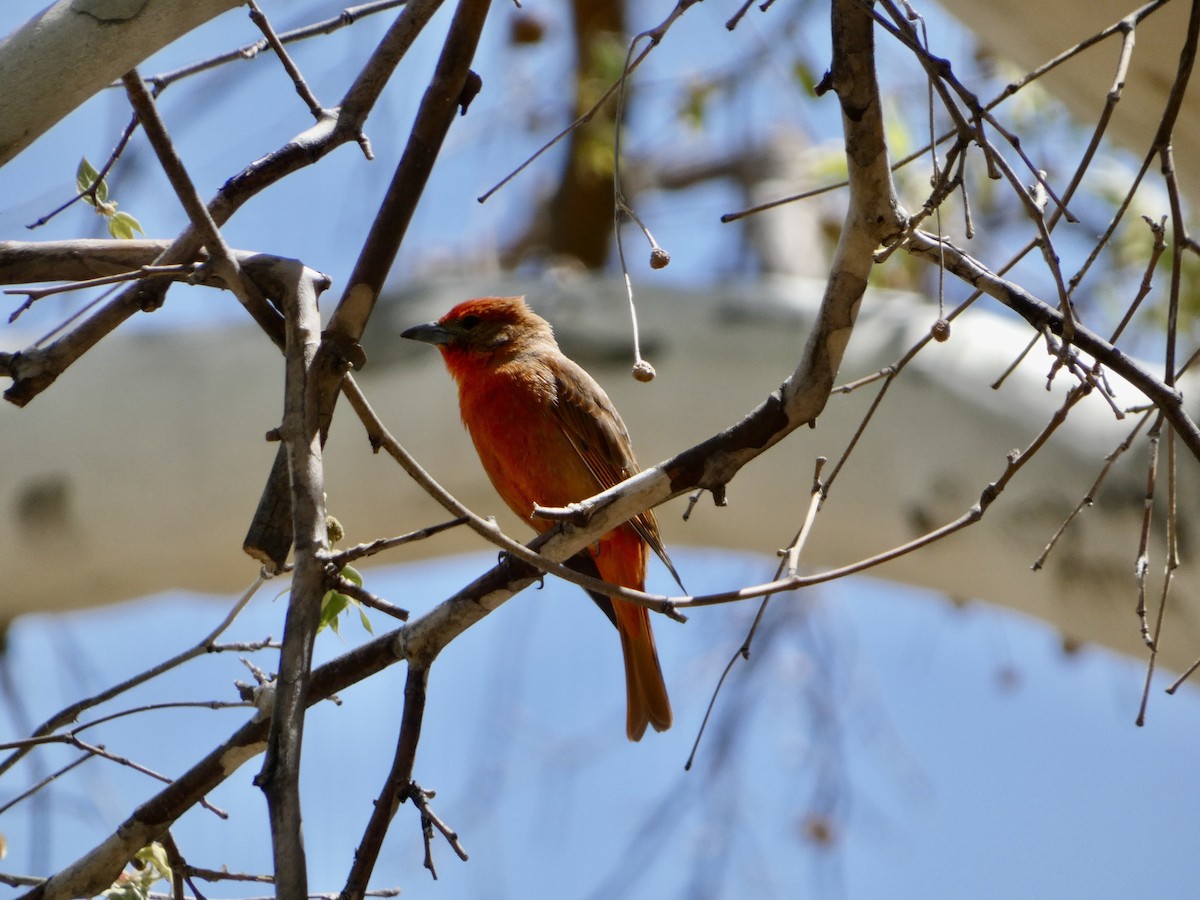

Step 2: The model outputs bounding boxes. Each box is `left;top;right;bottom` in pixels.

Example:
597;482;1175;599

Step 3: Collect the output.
402;296;676;740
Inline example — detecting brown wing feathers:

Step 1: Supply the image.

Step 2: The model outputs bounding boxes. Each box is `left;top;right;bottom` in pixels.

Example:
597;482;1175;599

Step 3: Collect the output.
550;363;686;592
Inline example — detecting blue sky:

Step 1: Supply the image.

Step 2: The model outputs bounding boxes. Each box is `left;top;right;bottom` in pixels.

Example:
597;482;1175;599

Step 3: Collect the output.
3;1;1200;898
6;551;1200;898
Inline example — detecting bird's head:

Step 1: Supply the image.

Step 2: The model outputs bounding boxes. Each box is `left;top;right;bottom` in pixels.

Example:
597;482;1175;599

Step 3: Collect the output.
401;296;556;364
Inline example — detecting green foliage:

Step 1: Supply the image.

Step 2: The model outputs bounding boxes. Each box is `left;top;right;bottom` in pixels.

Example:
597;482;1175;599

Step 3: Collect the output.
567;31;628;181
586;31;628;87
320;564;373;636
107;211;144;240
679;77;716;130
792;59;819;96
75;157;108;206
76;157;144;240
102;843;171;900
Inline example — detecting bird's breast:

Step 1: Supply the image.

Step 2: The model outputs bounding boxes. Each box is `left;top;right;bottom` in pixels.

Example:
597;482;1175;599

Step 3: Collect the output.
455;362;594;528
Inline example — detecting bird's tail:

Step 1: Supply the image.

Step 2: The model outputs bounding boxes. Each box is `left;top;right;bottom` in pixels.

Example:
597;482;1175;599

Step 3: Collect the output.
614;600;673;741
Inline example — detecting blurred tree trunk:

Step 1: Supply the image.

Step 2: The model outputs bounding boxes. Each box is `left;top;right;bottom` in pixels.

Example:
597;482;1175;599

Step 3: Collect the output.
507;0;625;269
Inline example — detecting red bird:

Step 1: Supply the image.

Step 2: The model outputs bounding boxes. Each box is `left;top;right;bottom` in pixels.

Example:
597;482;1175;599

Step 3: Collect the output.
402;296;675;740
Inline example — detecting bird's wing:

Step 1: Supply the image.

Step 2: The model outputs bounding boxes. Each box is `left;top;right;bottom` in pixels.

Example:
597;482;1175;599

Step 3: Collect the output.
550;357;685;591
564;551;618;628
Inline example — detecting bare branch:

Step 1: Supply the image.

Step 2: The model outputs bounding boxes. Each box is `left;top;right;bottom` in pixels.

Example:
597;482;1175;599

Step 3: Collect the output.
0;575;269;779
904;231;1200;462
146;0;410;91
328;518;471;568
245;0;327;120
0;0;245;167
477;0;703;205
339;666;444;896
256;259;332;897
245;0;495;570
120;69;282;337
3;0;447;407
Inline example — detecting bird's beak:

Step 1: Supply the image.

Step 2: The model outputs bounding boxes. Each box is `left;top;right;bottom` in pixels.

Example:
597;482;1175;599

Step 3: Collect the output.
401;321;453;346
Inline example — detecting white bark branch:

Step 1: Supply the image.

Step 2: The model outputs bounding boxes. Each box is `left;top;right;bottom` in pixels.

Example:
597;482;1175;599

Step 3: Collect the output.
0;0;243;167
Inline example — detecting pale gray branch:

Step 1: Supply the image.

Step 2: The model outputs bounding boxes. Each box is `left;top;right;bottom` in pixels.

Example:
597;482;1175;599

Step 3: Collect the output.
0;0;243;167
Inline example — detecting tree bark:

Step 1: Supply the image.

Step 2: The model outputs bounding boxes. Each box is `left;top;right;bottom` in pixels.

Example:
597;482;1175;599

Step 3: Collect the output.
0;0;244;166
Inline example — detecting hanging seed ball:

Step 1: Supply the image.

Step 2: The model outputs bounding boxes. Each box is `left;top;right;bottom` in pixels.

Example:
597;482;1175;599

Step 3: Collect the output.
632;360;656;382
931;318;951;342
649;247;671;269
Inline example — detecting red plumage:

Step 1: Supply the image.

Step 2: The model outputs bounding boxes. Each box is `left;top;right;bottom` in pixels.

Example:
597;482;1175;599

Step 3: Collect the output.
403;296;673;740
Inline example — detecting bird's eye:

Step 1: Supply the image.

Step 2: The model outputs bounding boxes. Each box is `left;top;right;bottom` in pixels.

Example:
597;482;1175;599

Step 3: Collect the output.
460;314;481;330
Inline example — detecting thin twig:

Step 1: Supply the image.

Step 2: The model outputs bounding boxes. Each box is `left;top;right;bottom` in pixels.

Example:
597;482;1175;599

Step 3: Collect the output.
610;16;678;380
685;458;826;770
410;782;469;874
340;665;467;895
158;832;190;900
1165;655;1200;694
121;69;280;337
245;0;328;119
824;290;980;496
874;0;1078;227
0;753;93;817
0;701;251;752
1033;409;1153;570
1136;427;1179;724
6;265;197;322
145;0;411;91
1134;417;1162;647
676;384;1090;610
26;111;144;230
724;0;1168;225
0;575;267;779
477;0;703;204
786;458;827;578
327;571;410;622
904;231;1200;460
69;737;228;818
329;517;471;568
1108;216;1168;347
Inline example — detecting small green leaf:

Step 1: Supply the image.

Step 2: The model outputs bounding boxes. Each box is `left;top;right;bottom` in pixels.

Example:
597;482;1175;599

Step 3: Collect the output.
792;60;818;95
76;156;97;194
101;880;146;900
319;589;350;634
108;211;144;240
135;843;172;881
102;842;170;900
76;158;97;206
76;156;108;204
319;566;373;636
588;32;628;85
679;79;715;131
